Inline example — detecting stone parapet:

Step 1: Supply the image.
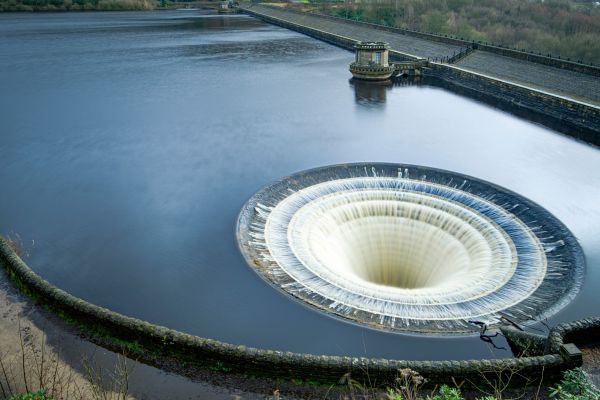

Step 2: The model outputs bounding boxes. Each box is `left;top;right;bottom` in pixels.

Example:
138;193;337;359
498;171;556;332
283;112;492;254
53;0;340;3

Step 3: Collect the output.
242;6;452;60
547;317;600;354
423;63;600;146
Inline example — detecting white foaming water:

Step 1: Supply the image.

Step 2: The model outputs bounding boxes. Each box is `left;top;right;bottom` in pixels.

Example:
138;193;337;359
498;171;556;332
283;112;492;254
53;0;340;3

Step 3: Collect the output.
289;193;510;292
309;215;474;289
238;164;583;334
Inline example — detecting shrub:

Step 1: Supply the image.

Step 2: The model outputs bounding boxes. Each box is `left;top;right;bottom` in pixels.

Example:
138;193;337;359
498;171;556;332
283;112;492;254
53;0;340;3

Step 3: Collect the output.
429;384;463;400
9;389;51;400
549;368;600;400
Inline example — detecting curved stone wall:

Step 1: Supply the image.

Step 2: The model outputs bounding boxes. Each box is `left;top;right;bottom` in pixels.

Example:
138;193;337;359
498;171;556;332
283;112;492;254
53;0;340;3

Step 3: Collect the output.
0;236;595;388
547;317;600;354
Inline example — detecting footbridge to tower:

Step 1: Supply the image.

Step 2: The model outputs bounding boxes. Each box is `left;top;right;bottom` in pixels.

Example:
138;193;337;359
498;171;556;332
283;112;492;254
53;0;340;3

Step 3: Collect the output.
241;4;600;146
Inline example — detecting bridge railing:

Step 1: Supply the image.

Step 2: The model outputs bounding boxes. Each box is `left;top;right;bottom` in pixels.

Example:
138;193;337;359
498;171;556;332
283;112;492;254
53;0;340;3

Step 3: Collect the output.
430;46;475;64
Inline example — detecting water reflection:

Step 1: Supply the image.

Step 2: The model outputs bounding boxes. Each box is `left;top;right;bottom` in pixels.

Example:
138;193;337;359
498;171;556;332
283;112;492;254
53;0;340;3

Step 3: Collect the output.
350;78;391;108
350;77;423;108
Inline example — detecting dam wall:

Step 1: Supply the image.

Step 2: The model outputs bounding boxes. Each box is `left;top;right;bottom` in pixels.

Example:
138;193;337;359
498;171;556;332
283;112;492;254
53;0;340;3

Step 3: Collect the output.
424;64;600;146
242;5;464;59
241;5;600;146
253;5;600;76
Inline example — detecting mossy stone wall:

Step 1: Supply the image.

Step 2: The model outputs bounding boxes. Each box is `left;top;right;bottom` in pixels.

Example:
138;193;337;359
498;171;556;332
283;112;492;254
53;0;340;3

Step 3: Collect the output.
1;237;597;388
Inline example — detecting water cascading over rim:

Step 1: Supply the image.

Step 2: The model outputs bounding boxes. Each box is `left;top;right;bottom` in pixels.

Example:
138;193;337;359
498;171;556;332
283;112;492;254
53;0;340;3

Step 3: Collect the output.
236;163;584;334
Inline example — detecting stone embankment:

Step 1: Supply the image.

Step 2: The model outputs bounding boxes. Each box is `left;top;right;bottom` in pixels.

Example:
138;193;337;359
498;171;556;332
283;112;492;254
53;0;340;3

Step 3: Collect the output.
242;5;600;146
455;52;600;105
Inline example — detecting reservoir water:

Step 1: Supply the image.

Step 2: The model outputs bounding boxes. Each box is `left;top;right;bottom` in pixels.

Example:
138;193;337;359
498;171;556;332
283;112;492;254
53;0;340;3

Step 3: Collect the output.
1;10;598;361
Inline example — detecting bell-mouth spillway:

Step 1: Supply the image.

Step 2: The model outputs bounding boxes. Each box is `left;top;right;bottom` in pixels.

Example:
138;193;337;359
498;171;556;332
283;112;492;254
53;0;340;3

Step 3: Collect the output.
237;163;585;335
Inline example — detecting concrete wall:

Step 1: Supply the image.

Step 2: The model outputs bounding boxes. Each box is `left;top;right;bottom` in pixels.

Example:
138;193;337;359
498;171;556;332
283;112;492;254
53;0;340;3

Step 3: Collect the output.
424;64;600;146
244;7;355;51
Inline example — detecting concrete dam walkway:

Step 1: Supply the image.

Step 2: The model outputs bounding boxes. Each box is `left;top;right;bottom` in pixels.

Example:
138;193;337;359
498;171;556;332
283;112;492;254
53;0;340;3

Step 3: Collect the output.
456;52;600;106
244;4;600;107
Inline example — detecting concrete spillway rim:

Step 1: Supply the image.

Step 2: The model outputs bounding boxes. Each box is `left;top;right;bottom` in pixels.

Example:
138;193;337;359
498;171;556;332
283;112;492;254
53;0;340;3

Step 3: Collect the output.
236;162;585;335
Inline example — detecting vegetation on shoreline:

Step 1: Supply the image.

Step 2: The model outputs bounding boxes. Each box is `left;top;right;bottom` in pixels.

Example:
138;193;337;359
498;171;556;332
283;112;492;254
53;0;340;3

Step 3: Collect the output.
0;322;130;400
337;366;600;400
305;0;600;65
0;0;157;11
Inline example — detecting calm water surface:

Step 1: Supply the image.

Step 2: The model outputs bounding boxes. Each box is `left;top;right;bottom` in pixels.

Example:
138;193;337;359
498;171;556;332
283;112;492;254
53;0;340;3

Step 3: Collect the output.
1;11;599;360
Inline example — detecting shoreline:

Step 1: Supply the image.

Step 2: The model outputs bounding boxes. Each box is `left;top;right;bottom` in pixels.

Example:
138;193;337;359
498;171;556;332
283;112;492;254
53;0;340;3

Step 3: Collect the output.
0;273;381;400
0;1;226;12
2;263;598;399
0;266;316;399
